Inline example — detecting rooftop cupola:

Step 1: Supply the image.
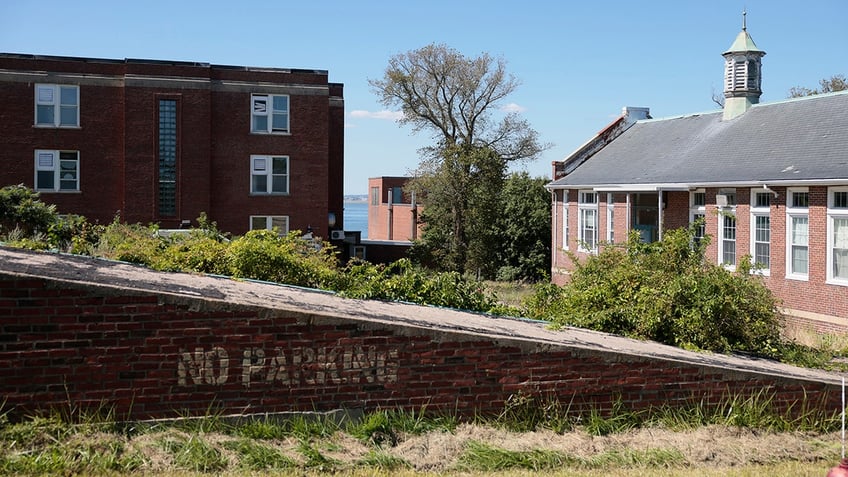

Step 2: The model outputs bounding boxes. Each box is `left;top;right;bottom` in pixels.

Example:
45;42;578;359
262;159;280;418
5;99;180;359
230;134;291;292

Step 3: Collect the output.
722;11;765;120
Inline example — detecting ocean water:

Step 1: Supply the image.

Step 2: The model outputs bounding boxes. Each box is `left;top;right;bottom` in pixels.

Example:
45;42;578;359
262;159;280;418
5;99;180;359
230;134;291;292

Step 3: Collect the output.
343;201;368;239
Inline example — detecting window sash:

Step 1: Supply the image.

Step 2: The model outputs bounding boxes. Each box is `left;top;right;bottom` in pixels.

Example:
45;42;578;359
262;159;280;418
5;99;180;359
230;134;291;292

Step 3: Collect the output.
721;214;736;266
753;214;770;269
35;84;79;127
251;94;289;133
251;156;289;194
789;215;809;276
579;208;597;251
833;217;848;280
35;150;78;191
250;216;289;235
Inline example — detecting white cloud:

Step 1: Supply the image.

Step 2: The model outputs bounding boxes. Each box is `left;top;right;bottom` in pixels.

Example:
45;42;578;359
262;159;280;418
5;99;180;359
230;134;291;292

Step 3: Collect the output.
501;103;527;113
349;109;404;121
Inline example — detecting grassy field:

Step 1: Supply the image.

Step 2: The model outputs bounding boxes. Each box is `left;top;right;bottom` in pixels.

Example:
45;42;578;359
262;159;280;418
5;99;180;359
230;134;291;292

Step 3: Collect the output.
1;392;844;476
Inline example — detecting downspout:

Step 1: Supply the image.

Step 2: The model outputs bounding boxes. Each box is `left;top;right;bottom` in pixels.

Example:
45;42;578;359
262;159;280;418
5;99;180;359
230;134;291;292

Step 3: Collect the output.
387;191;393;241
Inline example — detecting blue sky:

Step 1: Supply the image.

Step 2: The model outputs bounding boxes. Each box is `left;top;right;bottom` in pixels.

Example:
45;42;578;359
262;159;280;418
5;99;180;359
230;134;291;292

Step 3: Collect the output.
2;1;846;195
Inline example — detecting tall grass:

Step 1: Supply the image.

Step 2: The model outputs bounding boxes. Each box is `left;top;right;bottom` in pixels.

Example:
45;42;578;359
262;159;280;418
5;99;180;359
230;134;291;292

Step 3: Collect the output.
0;392;840;475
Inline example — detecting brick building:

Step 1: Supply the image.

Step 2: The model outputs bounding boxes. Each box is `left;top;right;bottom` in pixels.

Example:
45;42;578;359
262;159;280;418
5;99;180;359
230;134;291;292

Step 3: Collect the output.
547;24;848;331
0;53;344;237
367;176;419;242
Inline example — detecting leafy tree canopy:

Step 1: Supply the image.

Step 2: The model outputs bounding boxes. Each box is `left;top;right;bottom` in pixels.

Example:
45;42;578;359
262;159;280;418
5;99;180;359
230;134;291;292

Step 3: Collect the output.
369;43;547;161
788;74;847;98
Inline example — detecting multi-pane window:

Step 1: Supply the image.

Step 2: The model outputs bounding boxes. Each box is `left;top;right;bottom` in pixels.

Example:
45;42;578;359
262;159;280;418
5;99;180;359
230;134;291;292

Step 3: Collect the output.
721;214;737;266
606;193;615;242
251;156;289;194
690;190;706;245
787;188;809;279
578;191;598;252
750;191;771;272
35;150;79;191
35;84;79;127
158;99;178;217
370;187;379;206
828;188;848;284
251;94;289;134
716;189;737;267
250;216;289;235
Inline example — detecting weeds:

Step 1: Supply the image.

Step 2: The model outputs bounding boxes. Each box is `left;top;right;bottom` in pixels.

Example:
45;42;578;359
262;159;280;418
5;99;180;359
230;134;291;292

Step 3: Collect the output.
0;396;840;475
222;438;296;470
356;449;412;470
158;432;228;472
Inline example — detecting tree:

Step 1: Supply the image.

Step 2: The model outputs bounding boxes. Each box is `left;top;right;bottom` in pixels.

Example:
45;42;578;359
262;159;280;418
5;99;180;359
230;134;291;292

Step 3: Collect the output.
370;43;548;276
788;74;847;98
495;172;552;282
409;144;505;276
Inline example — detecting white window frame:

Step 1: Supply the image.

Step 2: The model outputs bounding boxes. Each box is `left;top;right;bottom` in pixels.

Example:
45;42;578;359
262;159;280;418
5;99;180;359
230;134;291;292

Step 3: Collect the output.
606;193;615;243
827;187;848;285
250;155;289;195
34;150;79;192
250;215;289;235
749;190;771;275
34;84;79;127
717;188;737;269
562;191;569;250
689;189;706;244
786;187;810;281
251;94;289;134
577;190;598;253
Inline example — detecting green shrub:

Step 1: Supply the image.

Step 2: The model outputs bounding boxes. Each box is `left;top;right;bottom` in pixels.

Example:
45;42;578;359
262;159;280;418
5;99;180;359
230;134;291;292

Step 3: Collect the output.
156;231;231;275
0;184;57;237
225;229;340;289
93;218;164;266
339;258;497;312
525;225;782;356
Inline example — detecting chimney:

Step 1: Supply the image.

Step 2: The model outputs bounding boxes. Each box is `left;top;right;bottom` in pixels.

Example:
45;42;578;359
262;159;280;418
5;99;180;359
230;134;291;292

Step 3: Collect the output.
623;106;651;124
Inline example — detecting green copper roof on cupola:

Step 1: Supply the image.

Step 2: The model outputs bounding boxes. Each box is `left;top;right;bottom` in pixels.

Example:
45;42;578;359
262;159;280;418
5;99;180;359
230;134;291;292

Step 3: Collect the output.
724;10;765;54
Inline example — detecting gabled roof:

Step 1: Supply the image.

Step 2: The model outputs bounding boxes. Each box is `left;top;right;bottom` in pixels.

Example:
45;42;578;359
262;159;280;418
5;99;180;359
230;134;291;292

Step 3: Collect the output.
548;90;848;189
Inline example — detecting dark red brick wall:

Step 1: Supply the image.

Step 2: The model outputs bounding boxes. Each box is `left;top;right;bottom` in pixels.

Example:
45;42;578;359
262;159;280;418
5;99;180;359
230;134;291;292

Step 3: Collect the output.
0;273;839;422
0;54;342;236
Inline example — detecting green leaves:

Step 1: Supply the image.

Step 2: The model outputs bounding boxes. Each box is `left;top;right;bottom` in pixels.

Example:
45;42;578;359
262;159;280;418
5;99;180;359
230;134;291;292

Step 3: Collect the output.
525;225;782;356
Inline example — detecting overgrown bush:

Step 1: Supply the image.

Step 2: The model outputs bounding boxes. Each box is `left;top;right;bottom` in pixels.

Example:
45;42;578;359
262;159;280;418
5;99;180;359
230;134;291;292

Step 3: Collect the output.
0;184;57;236
339;258;498;312
94;218;164;266
524;225;783;356
225;229;340;289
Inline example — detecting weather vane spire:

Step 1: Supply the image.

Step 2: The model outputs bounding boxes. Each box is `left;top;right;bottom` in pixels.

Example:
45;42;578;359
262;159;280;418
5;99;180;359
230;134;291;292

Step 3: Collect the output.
742;8;747;31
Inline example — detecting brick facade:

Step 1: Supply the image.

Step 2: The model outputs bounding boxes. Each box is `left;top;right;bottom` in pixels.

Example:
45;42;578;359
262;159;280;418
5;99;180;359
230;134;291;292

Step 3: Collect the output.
551;186;848;329
0;53;344;237
0;247;841;421
367;177;420;242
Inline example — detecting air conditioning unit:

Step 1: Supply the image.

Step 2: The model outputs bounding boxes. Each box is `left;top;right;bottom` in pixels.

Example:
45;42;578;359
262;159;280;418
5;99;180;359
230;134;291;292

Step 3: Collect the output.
330;230;345;240
715;194;728;207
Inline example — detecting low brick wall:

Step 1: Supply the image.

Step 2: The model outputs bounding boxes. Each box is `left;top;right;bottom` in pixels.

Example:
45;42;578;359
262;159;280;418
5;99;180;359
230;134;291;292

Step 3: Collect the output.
0;247;843;421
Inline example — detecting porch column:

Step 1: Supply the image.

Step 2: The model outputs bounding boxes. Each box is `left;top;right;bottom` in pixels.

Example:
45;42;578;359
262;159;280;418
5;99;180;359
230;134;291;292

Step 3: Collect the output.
657;188;663;241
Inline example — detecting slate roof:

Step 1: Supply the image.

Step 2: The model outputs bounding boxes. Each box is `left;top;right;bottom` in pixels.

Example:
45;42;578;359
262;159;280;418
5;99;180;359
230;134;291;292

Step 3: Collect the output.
548;90;848;189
